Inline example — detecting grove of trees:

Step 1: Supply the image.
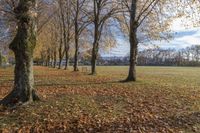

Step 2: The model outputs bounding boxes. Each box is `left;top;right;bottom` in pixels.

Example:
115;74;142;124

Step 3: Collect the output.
0;0;199;106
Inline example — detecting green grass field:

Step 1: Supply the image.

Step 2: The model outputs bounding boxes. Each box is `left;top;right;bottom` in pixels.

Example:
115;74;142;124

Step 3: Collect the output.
1;66;200;132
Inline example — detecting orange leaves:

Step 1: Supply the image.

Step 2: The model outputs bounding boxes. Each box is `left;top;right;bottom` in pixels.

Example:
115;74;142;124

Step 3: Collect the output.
1;66;200;132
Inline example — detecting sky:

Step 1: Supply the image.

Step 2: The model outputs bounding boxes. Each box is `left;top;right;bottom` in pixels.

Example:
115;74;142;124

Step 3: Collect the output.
102;18;200;57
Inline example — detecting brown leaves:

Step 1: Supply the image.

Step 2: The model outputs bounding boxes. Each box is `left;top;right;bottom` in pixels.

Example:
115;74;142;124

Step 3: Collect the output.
1;66;200;132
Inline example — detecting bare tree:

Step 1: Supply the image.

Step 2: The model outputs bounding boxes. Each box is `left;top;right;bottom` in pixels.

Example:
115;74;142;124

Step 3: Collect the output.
90;0;120;75
64;0;74;70
72;0;90;71
120;0;167;81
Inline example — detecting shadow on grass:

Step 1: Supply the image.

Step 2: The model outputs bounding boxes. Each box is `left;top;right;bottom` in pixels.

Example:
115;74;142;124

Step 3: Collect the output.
162;112;200;130
67;112;200;132
35;81;121;87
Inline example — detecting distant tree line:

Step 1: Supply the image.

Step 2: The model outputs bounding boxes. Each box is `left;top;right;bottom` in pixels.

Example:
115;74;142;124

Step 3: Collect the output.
137;45;200;66
97;45;200;67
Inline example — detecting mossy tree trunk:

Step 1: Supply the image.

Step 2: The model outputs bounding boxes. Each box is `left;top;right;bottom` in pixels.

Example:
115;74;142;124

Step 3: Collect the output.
1;0;39;106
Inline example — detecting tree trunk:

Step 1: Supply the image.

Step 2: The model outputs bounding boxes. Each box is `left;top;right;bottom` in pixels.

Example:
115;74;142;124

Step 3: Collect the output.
65;23;70;70
65;49;69;70
58;9;64;70
65;0;71;70
53;50;57;68
47;49;51;67
41;52;45;66
58;42;63;69
45;60;48;66
73;14;79;72
64;27;70;70
91;16;99;75
126;33;137;82
0;52;2;67
50;50;54;67
1;0;39;106
91;42;98;75
73;39;79;71
59;0;70;70
125;0;138;82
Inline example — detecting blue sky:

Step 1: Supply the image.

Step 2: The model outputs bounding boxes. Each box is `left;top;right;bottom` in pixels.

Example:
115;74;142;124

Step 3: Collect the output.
102;18;200;57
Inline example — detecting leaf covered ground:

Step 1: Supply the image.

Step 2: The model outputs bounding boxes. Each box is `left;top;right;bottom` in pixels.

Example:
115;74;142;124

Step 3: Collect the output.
1;66;200;133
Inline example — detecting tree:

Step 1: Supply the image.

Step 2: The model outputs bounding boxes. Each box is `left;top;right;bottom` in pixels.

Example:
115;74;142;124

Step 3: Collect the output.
58;5;65;69
59;0;69;69
1;0;39;106
72;0;90;71
63;0;73;70
90;0;120;75
120;0;171;81
0;51;2;67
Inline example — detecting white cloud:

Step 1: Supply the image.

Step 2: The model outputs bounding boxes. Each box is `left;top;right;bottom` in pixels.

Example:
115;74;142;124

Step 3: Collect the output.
103;18;200;57
157;27;200;49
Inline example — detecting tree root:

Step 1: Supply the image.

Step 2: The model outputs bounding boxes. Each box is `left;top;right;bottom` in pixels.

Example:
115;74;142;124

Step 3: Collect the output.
0;90;40;107
122;76;136;82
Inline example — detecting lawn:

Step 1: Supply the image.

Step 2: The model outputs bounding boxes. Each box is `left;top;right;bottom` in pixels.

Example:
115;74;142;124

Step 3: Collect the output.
1;66;200;132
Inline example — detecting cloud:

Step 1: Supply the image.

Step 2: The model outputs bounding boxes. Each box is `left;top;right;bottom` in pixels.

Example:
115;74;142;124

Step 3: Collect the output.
156;27;200;49
102;18;200;57
102;17;200;56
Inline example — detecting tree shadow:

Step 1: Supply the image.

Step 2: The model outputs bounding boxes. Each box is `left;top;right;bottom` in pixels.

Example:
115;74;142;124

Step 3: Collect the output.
35;80;121;87
67;112;200;132
160;112;200;131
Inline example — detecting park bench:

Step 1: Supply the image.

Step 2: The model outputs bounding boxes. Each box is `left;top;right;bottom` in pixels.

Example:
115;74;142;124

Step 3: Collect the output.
82;66;90;73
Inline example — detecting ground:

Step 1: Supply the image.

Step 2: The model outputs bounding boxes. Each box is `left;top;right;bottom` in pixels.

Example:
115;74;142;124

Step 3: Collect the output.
1;66;200;132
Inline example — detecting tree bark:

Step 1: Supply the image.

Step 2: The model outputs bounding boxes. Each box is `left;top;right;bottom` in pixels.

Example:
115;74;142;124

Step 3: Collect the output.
91;24;100;75
64;18;70;70
58;39;63;69
91;41;98;75
58;40;65;69
73;10;79;72
0;52;2;67
126;32;137;82
73;36;79;71
1;0;39;106
65;46;70;70
47;48;51;67
91;1;99;75
65;16;71;70
58;7;64;70
50;50;54;67
125;0;138;82
53;50;57;68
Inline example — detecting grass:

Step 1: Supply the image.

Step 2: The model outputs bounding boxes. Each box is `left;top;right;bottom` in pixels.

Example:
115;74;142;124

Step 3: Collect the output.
1;66;200;132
